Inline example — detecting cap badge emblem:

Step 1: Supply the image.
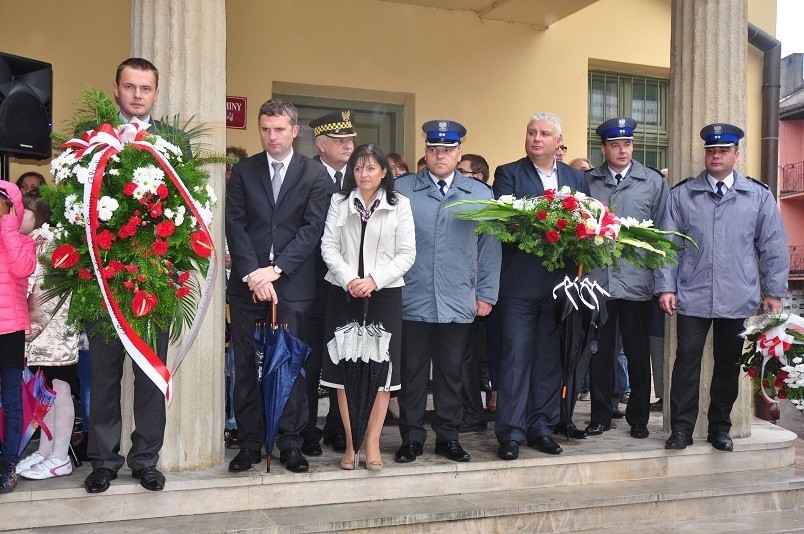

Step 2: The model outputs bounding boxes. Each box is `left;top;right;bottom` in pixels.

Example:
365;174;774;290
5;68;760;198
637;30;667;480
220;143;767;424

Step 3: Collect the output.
438;121;448;131
618;118;626;127
713;124;722;134
342;110;351;121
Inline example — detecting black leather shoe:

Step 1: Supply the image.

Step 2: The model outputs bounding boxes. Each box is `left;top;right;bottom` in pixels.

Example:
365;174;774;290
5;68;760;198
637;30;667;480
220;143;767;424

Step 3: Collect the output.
279;448;309;473
649;398;663;412
556;422;588;439
84;468;117;494
434;440;471;462
132;466;165;491
585;422;610;436
528;435;563;455
301;437;323;457
458;420;488;433
630;424;650;439
324;434;347;453
611;408;626;419
707;431;733;452
228;447;262;471
665;431;693;450
497;440;520;460
394;441;423;463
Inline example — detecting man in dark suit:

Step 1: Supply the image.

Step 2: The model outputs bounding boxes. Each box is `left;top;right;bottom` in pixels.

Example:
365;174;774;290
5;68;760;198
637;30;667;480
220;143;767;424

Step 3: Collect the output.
493;112;590;461
83;57;171;495
226;99;329;473
301;110;356;456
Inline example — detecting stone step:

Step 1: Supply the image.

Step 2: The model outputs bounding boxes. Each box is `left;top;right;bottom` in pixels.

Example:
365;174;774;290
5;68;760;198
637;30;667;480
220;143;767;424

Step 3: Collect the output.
28;466;804;533
1;418;796;531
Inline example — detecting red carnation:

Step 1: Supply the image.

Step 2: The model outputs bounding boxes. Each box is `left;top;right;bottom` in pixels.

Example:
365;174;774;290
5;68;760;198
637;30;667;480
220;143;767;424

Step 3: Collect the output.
123;280;135;290
775;376;787;388
191;230;213;258
132;290;158;317
101;266;116;279
777;390;788;399
576;223;589;238
118;224;137;239
78;268;93;280
762;379;770;388
562;196;578;210
157;183;169;200
109;259;124;273
123;182;137;196
97;230;116;250
137;274;146;283
746;367;758;378
545;230;560;243
149;202;163;218
155;220;175;238
544;189;556;201
125;265;138;274
152;239;169;256
175;286;191;299
536;210;548;221
778;370;789;379
177;271;190;284
52;244;80;269
556;218;568;230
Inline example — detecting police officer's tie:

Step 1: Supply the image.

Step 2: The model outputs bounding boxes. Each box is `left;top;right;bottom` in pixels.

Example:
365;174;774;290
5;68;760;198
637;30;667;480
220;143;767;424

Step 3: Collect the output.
716;181;724;198
438;180;447;196
334;170;343;189
271;161;284;201
615;173;622;185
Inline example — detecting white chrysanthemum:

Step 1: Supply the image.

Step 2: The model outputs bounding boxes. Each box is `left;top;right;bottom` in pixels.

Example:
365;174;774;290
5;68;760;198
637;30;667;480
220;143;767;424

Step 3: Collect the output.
108;168;120;176
97;196;120;221
173;205;186;226
50;150;78;183
205;184;217;204
39;223;55;241
131;164;166;199
197;205;213;227
64;194;84;225
574;191;587;201
794;357;803;365
498;195;515;205
512;199;525;210
75;166;91;185
164;207;175;219
110;155;120;163
153;137;183;158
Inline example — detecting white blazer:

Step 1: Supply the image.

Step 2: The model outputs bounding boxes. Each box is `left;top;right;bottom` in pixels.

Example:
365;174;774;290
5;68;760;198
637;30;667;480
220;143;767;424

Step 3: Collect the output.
322;188;416;291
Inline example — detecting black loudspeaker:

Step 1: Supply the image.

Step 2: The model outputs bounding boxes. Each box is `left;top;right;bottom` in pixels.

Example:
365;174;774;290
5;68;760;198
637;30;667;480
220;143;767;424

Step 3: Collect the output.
0;52;52;160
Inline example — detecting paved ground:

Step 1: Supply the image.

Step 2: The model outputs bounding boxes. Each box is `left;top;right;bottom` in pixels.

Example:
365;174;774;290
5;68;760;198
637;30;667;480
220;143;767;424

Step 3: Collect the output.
775;398;804;464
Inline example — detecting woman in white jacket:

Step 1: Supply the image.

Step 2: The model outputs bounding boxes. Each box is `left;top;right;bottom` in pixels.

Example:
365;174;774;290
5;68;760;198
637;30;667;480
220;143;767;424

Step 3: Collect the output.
16;195;78;480
320;144;416;471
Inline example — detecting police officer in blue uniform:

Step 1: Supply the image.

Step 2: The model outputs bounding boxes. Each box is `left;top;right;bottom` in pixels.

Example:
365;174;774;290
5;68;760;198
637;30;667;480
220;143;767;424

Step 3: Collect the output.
393;120;501;463
585;118;669;440
656;123;789;452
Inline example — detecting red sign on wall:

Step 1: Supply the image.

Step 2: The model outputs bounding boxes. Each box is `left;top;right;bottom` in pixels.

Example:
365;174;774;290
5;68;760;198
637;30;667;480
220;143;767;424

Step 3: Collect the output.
226;96;247;129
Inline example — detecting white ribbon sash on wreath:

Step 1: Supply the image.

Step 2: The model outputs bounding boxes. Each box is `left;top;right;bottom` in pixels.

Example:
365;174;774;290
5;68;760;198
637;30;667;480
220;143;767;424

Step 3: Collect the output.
68;119;218;403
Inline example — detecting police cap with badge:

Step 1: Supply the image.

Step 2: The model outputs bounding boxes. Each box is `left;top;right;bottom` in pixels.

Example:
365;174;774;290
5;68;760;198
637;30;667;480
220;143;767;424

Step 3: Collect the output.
700;123;744;147
596;117;637;142
309;110;357;138
422;120;467;147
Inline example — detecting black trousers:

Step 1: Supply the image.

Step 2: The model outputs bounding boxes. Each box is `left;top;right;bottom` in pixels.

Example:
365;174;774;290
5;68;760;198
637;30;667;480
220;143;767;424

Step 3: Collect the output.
301;316;344;442
461;317;488;426
671;314;745;435
229;294;312;452
399;320;472;444
86;326;168;472
590;299;652;427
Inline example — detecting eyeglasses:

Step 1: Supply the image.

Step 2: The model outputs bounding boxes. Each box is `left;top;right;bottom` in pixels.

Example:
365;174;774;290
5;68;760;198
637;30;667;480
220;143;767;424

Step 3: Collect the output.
558;145;568;152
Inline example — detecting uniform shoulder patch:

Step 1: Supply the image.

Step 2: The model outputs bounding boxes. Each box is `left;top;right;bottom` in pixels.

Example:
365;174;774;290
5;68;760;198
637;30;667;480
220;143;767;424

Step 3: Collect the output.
670;177;691;189
746;176;770;189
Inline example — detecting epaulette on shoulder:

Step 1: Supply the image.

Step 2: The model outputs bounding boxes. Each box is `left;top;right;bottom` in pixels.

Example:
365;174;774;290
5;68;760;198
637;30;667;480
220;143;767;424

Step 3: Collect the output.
646;165;665;177
746;176;770;190
671;177;691;189
481;180;493;190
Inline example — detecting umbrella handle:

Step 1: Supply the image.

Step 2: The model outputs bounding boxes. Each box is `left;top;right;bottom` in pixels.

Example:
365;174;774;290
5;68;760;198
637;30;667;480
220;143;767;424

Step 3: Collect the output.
362;297;370;326
577;264;584;278
271;301;279;328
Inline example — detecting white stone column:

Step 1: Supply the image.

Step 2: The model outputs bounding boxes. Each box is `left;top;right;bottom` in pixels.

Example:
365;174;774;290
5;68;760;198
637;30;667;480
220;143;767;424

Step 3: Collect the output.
665;0;752;438
121;0;227;470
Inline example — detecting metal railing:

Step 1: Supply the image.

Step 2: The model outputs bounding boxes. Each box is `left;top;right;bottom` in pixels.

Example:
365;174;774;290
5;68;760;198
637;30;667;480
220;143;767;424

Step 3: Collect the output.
781;161;804;196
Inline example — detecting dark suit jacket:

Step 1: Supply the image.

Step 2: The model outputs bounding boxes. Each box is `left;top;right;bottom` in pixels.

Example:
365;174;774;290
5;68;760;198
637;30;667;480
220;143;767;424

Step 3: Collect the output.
225;151;330;302
492;157;591;299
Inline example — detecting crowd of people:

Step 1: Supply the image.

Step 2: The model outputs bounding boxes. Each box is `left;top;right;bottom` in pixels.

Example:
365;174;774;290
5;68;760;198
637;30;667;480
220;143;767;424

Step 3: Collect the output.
0;56;789;495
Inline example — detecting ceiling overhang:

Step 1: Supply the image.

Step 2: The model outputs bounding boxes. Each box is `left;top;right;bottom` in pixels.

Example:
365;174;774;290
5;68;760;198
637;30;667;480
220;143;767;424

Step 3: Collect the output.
381;0;600;30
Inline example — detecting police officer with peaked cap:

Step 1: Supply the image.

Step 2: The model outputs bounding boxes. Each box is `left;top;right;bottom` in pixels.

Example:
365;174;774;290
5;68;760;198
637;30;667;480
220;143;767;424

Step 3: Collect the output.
655;123;789;452
585;117;668;440
393;120;501;464
301;110;358;456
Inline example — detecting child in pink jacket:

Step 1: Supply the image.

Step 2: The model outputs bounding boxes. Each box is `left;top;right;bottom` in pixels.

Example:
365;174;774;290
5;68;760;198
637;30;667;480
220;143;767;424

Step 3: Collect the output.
0;180;37;493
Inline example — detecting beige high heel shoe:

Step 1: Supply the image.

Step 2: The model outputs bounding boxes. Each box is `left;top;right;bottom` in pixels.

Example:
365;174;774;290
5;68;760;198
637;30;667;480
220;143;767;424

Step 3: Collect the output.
365;457;383;471
340;451;358;470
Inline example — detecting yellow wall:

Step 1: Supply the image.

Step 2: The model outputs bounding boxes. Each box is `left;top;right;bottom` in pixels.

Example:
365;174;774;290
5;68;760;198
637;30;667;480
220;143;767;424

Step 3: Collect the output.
0;0;777;181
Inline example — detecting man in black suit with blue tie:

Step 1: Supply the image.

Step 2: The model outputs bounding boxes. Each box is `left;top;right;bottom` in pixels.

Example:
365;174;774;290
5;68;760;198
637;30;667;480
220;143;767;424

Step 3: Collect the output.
226;99;330;473
493;112;590;460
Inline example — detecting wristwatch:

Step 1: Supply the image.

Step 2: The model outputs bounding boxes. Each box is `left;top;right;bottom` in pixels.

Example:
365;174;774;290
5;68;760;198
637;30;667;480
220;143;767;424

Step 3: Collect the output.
273;265;283;275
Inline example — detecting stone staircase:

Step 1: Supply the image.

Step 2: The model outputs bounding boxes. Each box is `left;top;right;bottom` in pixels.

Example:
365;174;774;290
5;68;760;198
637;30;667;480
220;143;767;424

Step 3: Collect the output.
3;415;801;532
